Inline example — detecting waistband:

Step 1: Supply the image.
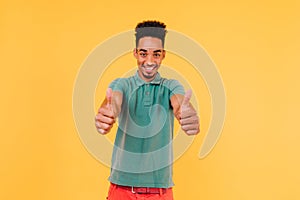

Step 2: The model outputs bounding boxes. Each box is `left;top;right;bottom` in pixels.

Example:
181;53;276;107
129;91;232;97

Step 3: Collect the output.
112;183;169;194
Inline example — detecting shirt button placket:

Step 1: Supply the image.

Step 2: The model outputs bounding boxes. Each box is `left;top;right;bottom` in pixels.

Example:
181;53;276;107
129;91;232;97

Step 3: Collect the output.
144;84;151;106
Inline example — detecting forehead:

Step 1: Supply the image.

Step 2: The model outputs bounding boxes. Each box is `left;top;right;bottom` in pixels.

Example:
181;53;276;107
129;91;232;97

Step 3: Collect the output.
137;37;163;49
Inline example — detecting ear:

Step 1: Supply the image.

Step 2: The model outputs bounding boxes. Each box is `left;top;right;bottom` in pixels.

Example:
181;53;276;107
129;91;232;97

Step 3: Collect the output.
162;49;166;60
133;48;138;59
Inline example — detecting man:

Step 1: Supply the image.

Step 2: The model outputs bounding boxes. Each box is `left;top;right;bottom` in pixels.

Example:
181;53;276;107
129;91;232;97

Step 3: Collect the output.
95;20;200;200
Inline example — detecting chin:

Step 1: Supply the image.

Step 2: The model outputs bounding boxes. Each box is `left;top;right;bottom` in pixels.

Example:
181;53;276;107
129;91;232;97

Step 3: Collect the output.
143;72;156;79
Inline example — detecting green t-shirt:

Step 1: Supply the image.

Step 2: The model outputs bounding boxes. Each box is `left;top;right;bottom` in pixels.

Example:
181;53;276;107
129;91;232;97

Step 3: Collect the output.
108;71;185;188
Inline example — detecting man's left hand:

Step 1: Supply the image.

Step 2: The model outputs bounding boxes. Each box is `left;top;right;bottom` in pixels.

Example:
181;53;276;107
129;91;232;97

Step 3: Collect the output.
179;90;200;135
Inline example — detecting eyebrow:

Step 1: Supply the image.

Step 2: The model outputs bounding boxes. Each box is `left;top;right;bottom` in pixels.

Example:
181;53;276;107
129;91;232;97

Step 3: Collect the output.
137;49;163;53
138;49;147;52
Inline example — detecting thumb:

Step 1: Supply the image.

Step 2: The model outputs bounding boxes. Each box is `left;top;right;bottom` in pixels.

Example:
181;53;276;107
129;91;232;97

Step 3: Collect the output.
182;89;192;106
106;88;113;108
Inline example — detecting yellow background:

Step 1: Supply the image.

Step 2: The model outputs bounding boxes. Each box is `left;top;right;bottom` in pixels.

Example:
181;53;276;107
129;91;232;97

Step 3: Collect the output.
1;0;299;199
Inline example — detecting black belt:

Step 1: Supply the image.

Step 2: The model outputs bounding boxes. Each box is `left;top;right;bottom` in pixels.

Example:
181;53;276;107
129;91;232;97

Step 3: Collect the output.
115;184;168;194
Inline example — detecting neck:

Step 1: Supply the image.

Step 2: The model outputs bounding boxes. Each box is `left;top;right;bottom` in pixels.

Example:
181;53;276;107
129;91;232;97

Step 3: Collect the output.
138;71;157;82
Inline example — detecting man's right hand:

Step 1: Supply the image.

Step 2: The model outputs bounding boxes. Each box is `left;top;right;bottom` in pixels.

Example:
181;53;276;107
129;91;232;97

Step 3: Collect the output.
95;88;116;134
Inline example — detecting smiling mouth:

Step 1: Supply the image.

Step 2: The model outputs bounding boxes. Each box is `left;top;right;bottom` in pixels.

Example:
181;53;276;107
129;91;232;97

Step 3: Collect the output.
143;65;157;73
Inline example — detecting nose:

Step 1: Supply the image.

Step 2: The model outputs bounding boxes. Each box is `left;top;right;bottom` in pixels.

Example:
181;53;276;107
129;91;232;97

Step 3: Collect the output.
145;54;155;66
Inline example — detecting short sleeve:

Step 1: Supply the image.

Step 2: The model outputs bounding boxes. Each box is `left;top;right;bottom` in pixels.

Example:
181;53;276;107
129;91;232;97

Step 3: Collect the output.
109;78;125;93
166;79;185;97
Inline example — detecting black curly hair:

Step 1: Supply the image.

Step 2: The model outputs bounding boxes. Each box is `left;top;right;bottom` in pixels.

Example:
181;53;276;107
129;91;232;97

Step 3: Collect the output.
135;20;167;47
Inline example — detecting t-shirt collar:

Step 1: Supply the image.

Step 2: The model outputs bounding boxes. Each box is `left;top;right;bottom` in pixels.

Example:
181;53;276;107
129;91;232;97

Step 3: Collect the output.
134;71;162;86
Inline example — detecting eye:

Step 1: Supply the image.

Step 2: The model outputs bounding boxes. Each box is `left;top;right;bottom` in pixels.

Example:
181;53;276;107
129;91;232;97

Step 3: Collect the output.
153;53;161;58
139;52;147;57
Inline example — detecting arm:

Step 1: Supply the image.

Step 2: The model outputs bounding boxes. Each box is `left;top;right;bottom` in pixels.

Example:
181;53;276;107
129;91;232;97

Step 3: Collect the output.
170;91;200;135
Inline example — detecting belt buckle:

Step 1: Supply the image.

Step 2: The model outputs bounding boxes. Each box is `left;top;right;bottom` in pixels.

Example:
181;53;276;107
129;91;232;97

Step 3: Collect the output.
131;186;136;194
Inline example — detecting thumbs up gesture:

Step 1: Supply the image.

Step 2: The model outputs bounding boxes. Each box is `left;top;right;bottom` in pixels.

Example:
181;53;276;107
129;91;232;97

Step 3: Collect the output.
179;90;200;135
95;88;116;134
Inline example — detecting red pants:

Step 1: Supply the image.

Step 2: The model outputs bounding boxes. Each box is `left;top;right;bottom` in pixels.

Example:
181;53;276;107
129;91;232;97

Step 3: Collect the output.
106;183;174;200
